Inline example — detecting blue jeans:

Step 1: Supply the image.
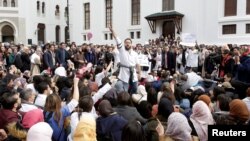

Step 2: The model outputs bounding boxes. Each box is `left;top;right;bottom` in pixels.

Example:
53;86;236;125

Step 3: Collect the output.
117;80;138;94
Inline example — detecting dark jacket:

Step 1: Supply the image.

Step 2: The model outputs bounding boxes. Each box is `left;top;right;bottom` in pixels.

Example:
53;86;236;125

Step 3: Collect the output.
219;56;235;77
97;113;127;141
56;48;68;68
236;56;250;83
113;105;147;124
144;116;168;141
43;51;55;69
85;52;96;65
20;52;30;72
162;51;175;72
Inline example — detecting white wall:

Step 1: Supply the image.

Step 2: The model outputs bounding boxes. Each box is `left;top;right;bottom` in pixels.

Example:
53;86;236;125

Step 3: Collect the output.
23;0;68;45
70;0;164;45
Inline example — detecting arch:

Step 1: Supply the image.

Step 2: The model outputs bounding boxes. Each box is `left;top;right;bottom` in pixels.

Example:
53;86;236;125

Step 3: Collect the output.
37;23;45;44
1;25;14;43
55;25;60;44
0;19;18;37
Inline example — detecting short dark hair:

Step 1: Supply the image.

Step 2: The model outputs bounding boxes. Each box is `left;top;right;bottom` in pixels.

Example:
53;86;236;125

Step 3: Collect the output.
36;82;49;94
79;86;92;98
225;73;232;79
122;120;146;141
117;91;131;106
0;90;19;109
124;38;132;44
78;95;93;113
217;94;231;111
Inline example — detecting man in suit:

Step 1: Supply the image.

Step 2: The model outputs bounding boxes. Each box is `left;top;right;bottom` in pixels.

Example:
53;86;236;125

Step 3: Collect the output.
162;46;175;75
43;44;56;73
56;42;68;68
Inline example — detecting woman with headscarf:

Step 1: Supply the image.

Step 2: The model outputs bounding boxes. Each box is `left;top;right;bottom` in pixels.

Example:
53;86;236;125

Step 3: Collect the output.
166;112;193;141
215;99;250;125
188;100;214;141
96;100;127;141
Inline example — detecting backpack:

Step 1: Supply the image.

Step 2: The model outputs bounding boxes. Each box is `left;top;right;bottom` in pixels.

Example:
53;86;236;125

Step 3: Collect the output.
43;111;63;141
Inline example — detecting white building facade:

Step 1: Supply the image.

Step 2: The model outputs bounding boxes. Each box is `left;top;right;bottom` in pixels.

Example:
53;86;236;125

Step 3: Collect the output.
70;0;250;45
0;0;69;45
0;0;249;45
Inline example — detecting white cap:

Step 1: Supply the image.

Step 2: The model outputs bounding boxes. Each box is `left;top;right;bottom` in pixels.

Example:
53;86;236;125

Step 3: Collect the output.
27;122;53;141
54;67;67;77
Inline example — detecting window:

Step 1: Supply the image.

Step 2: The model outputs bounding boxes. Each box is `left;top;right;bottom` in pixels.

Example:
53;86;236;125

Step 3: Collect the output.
110;33;113;40
3;0;7;7
247;0;250;14
105;33;108;40
37;23;46;44
136;31;141;39
130;32;134;39
105;0;112;28
11;0;15;7
37;1;40;10
224;0;237;16
55;26;60;44
65;26;69;43
162;0;174;11
42;2;45;14
55;5;60;15
131;0;140;25
65;7;68;17
83;35;87;41
222;24;236;34
84;3;90;30
246;24;250;33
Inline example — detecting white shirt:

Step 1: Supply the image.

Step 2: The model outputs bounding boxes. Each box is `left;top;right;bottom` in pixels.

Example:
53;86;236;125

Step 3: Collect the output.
95;72;106;87
30;53;40;64
116;37;139;83
26;83;38;95
92;83;112;104
156;53;162;66
138;53;150;78
242;97;250;113
34;94;47;108
186;49;199;68
182;72;203;90
19;103;38;113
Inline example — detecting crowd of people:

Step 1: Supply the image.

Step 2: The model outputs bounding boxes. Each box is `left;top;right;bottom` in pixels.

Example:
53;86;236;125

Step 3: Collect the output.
0;26;250;141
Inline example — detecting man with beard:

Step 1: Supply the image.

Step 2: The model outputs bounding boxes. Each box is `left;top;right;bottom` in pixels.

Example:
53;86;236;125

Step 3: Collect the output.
0;73;16;95
0;90;22;129
110;27;141;94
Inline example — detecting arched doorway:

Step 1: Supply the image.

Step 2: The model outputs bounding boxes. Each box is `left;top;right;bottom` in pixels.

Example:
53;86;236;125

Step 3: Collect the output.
1;25;14;43
162;20;175;39
37;23;45;44
55;25;60;44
